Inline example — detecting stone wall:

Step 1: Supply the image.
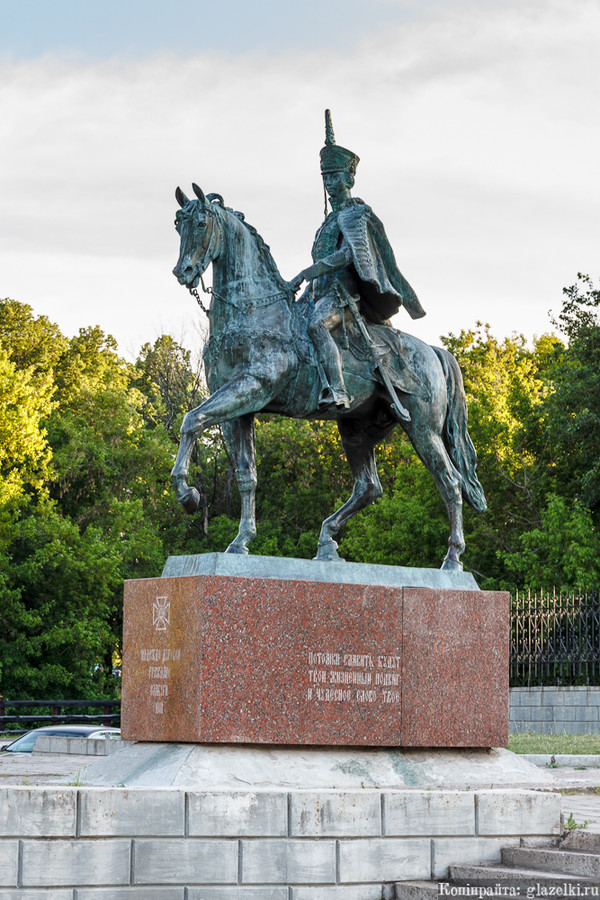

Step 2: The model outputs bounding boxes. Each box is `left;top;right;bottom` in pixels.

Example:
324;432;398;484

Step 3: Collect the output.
510;686;600;734
0;786;560;897
33;735;124;756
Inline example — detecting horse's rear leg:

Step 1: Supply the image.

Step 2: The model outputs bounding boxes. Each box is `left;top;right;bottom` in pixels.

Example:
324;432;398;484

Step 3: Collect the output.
221;415;257;555
408;427;465;571
316;418;392;562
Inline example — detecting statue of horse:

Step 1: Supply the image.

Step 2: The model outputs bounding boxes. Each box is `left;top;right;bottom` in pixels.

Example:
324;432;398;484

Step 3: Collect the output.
171;184;486;570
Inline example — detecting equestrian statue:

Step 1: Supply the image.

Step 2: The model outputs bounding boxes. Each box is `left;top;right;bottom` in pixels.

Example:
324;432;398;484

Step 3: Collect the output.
171;110;486;570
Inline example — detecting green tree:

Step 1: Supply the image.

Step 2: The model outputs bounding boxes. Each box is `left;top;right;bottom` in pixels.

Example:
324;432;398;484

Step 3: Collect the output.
253;417;352;557
0;304;178;697
500;493;600;591
0;347;54;506
0;503;121;697
441;324;562;583
0;298;68;373
545;275;600;515
133;335;235;543
133;335;203;437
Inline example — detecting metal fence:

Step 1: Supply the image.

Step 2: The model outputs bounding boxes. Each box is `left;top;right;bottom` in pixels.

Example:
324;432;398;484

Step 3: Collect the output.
0;698;121;736
511;588;600;687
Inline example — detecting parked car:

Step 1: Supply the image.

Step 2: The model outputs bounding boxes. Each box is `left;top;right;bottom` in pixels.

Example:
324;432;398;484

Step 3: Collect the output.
0;724;121;753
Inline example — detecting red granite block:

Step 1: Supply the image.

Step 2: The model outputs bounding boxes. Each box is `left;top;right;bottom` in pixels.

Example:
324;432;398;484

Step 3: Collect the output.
121;575;508;747
400;588;509;747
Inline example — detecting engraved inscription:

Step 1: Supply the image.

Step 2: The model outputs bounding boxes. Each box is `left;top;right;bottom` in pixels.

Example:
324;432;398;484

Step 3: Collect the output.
306;649;401;705
141;648;181;662
148;665;170;679
140;646;181;716
150;684;169;697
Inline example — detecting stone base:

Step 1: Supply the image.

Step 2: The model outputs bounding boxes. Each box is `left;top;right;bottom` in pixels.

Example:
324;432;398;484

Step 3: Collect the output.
121;555;508;747
161;551;481;590
84;743;555;790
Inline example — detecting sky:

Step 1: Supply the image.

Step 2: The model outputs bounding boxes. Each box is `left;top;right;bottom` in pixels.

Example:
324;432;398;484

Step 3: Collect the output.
1;0;599;358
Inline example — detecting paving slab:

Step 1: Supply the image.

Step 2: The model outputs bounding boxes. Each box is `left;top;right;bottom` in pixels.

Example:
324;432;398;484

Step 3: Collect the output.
0;751;91;785
562;792;600;832
526;762;600;791
525;753;600;768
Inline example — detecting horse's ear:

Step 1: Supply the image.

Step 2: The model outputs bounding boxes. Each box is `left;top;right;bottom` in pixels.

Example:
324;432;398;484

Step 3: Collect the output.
192;183;205;203
175;186;189;207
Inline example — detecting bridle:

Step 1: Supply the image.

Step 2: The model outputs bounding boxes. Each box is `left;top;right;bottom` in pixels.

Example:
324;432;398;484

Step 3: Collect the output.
180;198;223;316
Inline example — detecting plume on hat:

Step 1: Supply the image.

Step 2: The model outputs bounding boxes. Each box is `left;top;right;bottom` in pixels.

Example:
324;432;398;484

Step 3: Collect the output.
320;109;359;174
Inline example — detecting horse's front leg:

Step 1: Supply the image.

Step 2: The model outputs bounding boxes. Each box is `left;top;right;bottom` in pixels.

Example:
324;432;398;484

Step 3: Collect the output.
171;373;272;515
221;415;257;555
171;424;202;514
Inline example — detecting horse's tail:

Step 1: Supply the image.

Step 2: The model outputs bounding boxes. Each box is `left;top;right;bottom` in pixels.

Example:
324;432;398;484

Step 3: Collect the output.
434;346;487;512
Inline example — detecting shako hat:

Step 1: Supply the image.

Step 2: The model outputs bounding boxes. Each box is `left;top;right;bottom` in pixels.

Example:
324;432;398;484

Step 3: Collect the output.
320;109;360;175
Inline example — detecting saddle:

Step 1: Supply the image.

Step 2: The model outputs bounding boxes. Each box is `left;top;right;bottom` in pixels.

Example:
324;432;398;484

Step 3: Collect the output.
293;292;430;406
345;317;430;402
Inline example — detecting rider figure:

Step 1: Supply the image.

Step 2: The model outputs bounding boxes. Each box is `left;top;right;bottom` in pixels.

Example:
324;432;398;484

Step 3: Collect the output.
290;110;426;410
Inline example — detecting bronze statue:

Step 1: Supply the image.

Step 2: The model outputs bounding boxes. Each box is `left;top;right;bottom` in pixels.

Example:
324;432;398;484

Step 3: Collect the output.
170;112;486;570
290;111;425;412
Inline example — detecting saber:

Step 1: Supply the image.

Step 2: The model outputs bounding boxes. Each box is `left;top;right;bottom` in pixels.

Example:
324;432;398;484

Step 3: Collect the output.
346;294;411;423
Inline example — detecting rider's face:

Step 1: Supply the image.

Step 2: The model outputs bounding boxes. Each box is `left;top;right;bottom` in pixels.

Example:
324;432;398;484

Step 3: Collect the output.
323;171;352;201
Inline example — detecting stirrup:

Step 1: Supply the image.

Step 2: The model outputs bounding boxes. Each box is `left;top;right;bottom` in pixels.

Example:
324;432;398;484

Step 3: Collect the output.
318;386;353;410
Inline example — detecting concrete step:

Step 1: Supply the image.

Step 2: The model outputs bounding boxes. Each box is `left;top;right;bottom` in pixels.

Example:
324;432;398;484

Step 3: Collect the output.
503;845;600;877
562;829;600;854
396;833;600;897
448;863;599;887
394;882;439;900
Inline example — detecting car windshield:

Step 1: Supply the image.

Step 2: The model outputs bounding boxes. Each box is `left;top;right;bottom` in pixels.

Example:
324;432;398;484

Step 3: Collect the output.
2;732;43;752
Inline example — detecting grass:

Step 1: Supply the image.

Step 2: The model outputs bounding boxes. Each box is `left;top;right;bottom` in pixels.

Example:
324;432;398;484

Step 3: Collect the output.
508;733;600;755
66;770;84;787
564;812;590;830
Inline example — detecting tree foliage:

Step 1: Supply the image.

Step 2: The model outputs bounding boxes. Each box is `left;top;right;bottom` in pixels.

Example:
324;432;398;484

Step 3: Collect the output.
545;274;600;515
0;347;54;506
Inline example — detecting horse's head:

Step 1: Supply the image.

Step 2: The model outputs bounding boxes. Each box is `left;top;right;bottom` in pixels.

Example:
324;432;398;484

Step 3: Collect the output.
172;184;221;288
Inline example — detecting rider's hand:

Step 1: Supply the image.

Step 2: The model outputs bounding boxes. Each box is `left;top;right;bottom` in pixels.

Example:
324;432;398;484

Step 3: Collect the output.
288;273;305;293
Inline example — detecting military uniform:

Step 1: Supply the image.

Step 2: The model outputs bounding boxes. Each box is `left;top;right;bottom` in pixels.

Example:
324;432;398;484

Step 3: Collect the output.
310;197;425;326
299;110;425;409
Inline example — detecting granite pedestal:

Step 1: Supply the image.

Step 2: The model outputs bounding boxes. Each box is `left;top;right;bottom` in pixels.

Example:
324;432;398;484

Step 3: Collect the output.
121;554;508;747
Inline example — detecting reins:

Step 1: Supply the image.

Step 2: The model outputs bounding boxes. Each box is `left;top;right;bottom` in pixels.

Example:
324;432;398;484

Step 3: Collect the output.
188;277;214;316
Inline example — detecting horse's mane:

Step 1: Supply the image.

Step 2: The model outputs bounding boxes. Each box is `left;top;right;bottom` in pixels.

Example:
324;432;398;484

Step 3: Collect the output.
211;195;292;296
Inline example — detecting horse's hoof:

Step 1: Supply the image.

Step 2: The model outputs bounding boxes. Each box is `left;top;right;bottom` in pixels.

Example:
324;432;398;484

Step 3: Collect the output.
225;543;249;555
181;488;200;514
314;539;345;563
441;557;463;572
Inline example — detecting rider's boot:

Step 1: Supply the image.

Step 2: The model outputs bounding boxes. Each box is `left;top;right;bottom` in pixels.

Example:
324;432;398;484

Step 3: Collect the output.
316;335;353;410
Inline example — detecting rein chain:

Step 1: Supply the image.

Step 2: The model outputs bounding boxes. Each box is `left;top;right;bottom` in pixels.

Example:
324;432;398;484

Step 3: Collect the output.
189;278;292;316
188;277;215;316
